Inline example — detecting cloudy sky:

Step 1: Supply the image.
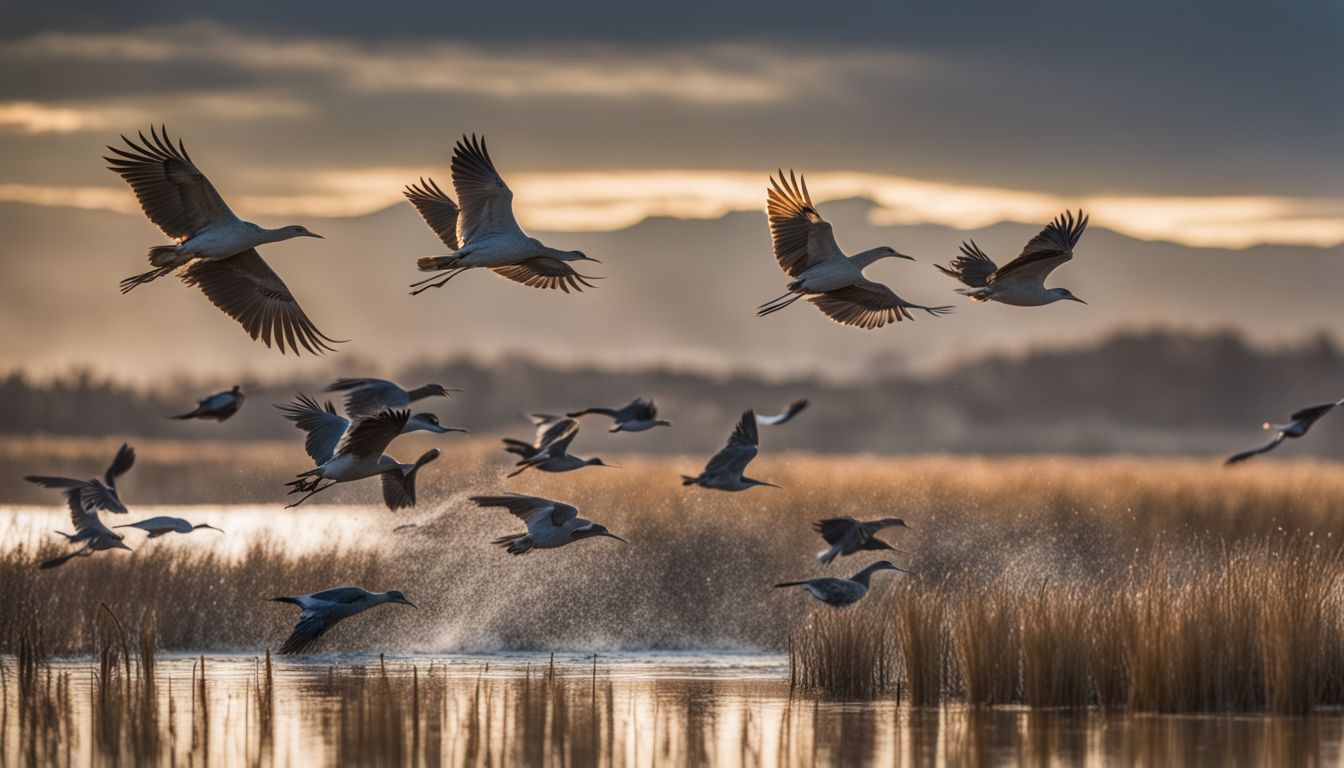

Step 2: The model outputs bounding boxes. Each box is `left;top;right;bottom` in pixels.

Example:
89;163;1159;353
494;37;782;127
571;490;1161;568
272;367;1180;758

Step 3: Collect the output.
0;1;1341;379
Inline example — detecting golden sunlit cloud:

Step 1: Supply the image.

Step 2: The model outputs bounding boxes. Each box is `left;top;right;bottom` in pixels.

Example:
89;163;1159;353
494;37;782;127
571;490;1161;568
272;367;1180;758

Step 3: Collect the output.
3;171;1341;250
0;101;126;134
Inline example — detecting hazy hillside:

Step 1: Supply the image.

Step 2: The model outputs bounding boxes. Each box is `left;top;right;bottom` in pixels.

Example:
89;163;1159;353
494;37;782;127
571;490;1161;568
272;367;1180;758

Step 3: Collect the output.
2;199;1342;383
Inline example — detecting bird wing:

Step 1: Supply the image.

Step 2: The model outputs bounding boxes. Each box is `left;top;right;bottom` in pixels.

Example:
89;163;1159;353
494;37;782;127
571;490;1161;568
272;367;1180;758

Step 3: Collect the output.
490;258;598;293
1225;433;1286;465
531;415;578;449
103;443;135;490
65;488;102;533
988;210;1088;286
451;134;520;242
325;378;410;415
276;394;349;465
307;587;369;604
335;409;410;460
28;476;122;517
757;399;808;426
767;171;845;279
936;240;998;288
621;398;657;421
814;517;859;545
1289;402;1339;423
403;177;460;250
807;282;915;330
704;411;759;475
279;611;329;655
103;125;238;239
180;249;343;355
542;420;581;454
470;494;577;528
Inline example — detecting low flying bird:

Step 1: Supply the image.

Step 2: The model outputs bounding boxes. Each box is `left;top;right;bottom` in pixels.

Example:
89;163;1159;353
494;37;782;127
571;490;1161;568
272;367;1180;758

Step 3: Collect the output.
285;409;441;510
681;411;778;491
325;378;460;419
25;443;135;516
407;136;602;294
566;398;671;432
935;210;1089;306
170;385;245;421
1226;399;1344;465
756;399;808;426
774;561;914;607
105;126;341;354
470;493;626;554
502;415;613;477
756;171;952;329
270;587;416;655
814;516;910;565
277;393;465;466
39;487;132;569
114;516;224;538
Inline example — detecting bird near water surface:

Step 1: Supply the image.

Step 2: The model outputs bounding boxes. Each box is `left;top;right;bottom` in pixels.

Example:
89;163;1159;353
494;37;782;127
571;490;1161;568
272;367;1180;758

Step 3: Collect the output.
408;135;602;294
774;561;914;606
470;493;626;554
105;126;342;354
115;515;223;538
271;587;416;655
756;171;952;329
1226;399;1344;465
936;210;1089;306
170;385;245;421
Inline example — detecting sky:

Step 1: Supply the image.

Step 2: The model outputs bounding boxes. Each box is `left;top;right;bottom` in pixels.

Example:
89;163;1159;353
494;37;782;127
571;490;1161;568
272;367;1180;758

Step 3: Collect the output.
0;1;1341;379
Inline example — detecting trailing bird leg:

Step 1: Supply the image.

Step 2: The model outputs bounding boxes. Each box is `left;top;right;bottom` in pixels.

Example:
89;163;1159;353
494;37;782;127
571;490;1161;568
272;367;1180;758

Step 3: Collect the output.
409;267;471;295
756;292;803;317
119;265;178;294
284;479;338;508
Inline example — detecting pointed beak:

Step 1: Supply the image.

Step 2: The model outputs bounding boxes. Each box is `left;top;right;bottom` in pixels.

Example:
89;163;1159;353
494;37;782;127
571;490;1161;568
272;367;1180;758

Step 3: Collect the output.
447;427;471;434
116;541;133;551
895;252;916;261
1068;296;1087;304
584;255;602;263
604;533;628;543
307;232;325;239
398;598;418;608
760;481;783;489
204;525;224;534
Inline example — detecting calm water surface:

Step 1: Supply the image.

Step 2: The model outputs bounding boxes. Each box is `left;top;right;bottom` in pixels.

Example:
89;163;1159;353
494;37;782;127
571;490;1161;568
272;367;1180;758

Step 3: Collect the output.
4;652;1344;767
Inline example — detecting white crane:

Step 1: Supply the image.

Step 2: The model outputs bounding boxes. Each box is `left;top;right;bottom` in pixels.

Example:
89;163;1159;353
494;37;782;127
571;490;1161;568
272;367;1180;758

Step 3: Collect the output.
115;516;224;538
270;587;416;655
407;136;601;294
170;385;245;421
756;171;951;329
813;516;909;565
681;411;778;491
284;409;441;510
936;210;1089;306
25;443;135;516
1226;398;1344;465
105;125;341;354
325;378;460;419
502;415;613;477
774;561;913;606
470;493;626;554
567;398;671;432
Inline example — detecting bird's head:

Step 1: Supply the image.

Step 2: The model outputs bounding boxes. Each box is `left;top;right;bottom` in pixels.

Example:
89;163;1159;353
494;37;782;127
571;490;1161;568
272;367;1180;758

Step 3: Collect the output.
575;524;627;544
193;523;225;534
588;457;619;469
419;383;458;398
869;560;915;576
655;419;673;428
387;591;417;608
879;517;911;529
231;385;243;394
570;249;601;263
411;413;467;434
113;539;133;551
876;246;915;262
282;225;323;239
1050;287;1087;304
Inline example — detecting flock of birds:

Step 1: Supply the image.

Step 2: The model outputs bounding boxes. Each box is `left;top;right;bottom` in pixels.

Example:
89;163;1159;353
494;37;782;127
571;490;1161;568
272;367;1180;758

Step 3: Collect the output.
17;124;1338;653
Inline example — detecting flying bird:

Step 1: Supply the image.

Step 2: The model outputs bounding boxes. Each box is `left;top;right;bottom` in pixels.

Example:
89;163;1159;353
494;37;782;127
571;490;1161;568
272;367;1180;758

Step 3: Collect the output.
115;516;223;538
756;399;808;426
936;210;1089;306
170;385;245;421
285;409;441;510
470;493;626;554
325;378;460;419
774;561;914;607
25;443;135;516
502;415;613;477
681;411;778;491
1226;399;1344;465
566;398;671;433
270;587;416;655
407;136;602;294
105;125;341;354
756;171;951;329
278;393;465;466
38;484;133;569
813;516;909;565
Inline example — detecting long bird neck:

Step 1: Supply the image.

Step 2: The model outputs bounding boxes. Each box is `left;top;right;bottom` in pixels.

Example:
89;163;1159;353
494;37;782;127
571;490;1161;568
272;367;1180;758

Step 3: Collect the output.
406;385;439;401
539;245;581;262
257;226;303;245
849;248;891;271
849;563;887;587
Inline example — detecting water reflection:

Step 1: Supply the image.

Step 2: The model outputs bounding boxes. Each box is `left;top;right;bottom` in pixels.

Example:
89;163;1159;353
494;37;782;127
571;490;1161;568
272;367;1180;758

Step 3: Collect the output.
4;654;1344;766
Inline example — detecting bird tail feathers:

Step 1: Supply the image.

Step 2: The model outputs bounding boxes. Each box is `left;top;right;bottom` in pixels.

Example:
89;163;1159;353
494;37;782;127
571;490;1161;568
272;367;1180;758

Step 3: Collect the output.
680;475;699;486
816;548;839;565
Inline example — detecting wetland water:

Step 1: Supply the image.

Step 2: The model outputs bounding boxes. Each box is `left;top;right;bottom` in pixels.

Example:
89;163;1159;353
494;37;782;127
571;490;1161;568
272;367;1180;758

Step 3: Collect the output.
4;653;1343;767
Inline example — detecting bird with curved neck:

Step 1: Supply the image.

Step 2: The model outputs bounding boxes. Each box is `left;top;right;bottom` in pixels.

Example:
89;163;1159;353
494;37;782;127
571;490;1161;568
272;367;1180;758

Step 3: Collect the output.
270;586;416;655
115;516;224;538
324;378;461;419
470;493;626;554
936;210;1089;307
774;560;914;606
